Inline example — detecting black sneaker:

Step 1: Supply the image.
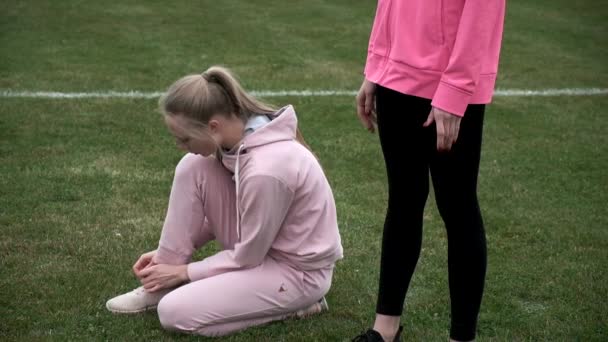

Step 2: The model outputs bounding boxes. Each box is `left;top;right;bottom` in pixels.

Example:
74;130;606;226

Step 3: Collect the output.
352;326;403;342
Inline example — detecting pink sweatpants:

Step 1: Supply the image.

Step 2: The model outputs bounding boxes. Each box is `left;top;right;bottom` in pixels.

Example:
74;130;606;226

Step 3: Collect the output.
152;153;333;336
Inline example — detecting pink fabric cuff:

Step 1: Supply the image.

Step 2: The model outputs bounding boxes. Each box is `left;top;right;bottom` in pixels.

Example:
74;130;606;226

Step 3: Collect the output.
431;81;473;117
187;260;209;282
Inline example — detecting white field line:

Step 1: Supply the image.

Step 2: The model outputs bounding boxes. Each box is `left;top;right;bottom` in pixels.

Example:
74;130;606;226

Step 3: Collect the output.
0;88;607;99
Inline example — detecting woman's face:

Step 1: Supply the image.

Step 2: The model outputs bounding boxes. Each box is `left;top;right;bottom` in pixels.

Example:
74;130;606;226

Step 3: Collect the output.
164;115;218;157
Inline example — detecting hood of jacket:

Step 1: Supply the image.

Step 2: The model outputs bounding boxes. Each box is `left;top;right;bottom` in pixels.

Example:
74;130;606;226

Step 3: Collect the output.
220;105;296;173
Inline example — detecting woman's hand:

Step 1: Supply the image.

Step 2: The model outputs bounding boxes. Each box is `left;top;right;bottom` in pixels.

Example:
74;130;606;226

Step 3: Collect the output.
423;106;462;152
356;79;378;133
132;250;157;278
138;264;189;292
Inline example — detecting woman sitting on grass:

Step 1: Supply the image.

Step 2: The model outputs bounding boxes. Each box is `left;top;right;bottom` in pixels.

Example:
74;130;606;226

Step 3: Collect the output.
106;66;343;337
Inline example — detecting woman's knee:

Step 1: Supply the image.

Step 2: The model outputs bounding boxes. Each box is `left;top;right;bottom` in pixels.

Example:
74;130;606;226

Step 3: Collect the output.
157;294;197;332
435;192;480;220
174;153;206;180
157;295;179;331
173;153;229;190
157;291;219;335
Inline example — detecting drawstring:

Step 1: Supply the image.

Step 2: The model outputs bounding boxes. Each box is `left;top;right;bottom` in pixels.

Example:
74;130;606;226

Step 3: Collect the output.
234;144;245;241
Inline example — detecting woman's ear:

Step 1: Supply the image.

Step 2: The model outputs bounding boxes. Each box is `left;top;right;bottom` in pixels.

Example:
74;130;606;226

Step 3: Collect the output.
207;119;221;134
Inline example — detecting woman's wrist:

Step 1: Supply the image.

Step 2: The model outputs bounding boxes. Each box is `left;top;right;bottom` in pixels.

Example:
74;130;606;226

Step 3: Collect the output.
179;264;190;283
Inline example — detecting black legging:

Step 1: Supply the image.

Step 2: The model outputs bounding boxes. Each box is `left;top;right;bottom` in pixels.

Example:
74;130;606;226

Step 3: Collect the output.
374;85;487;341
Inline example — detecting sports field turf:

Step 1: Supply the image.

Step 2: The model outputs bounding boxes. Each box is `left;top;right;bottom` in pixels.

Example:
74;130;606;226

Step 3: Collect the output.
1;0;606;340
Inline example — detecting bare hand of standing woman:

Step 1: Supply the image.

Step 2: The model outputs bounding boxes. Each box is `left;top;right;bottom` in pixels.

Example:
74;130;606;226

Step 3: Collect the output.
138;264;189;292
132;250;157;278
423;106;462;152
356;79;378;133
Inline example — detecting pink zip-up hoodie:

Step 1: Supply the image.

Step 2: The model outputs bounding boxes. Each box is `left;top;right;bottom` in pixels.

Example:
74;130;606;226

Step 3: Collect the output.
364;0;506;116
187;106;343;281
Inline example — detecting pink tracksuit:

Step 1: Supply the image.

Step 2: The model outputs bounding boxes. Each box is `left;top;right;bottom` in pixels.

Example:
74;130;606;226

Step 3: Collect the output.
365;0;506;116
152;105;343;336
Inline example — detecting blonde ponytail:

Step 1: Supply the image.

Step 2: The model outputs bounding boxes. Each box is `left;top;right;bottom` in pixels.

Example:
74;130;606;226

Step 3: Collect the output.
159;65;315;154
295;127;312;151
202;67;277;120
159;66;277;125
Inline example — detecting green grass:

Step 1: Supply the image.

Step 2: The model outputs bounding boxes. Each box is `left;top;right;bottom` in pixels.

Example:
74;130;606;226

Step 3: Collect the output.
1;0;607;341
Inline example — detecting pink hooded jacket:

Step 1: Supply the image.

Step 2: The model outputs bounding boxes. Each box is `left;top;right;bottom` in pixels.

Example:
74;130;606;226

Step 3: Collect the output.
364;0;506;116
187;106;343;281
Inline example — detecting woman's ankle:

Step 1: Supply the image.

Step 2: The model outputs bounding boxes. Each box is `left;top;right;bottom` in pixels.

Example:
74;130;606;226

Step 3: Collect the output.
373;314;401;341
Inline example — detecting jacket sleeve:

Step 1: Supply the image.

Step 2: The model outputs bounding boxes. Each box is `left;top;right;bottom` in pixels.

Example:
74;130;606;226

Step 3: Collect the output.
431;0;504;116
187;175;294;281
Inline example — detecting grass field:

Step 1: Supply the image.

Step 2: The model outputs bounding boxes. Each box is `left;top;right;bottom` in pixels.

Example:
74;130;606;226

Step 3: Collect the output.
1;0;607;341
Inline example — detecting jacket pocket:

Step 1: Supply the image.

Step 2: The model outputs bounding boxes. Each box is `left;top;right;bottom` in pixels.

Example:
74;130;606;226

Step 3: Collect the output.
389;0;445;71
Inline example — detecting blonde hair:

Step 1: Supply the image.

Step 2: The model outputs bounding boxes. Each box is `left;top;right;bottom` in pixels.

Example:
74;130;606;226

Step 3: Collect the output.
159;65;312;151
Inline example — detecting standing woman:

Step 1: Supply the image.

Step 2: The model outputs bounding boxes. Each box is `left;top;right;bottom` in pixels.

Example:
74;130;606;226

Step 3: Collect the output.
353;1;506;341
106;66;343;337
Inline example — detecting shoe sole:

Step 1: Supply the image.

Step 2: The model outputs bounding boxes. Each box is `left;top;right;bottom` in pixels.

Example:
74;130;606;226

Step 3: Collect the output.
106;303;157;314
319;297;329;312
295;297;329;319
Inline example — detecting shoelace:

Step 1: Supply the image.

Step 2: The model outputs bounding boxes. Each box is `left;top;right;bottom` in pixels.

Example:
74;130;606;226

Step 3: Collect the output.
133;287;149;296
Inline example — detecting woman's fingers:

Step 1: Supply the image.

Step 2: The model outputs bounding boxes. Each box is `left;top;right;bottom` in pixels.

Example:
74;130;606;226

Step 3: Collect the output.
132;258;147;276
138;265;155;279
356;80;377;133
132;250;157;276
143;280;157;290
356;94;373;131
436;117;448;151
147;284;162;293
428;107;462;152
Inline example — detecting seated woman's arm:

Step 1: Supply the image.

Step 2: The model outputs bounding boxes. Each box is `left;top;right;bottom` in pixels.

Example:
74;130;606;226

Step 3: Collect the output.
187;175;294;281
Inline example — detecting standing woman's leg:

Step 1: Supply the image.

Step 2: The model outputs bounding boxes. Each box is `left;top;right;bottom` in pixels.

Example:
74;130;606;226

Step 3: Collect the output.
429;105;487;341
373;86;434;335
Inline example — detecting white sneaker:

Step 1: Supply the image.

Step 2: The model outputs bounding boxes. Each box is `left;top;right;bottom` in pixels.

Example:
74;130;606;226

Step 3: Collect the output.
106;286;171;314
295;297;329;318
